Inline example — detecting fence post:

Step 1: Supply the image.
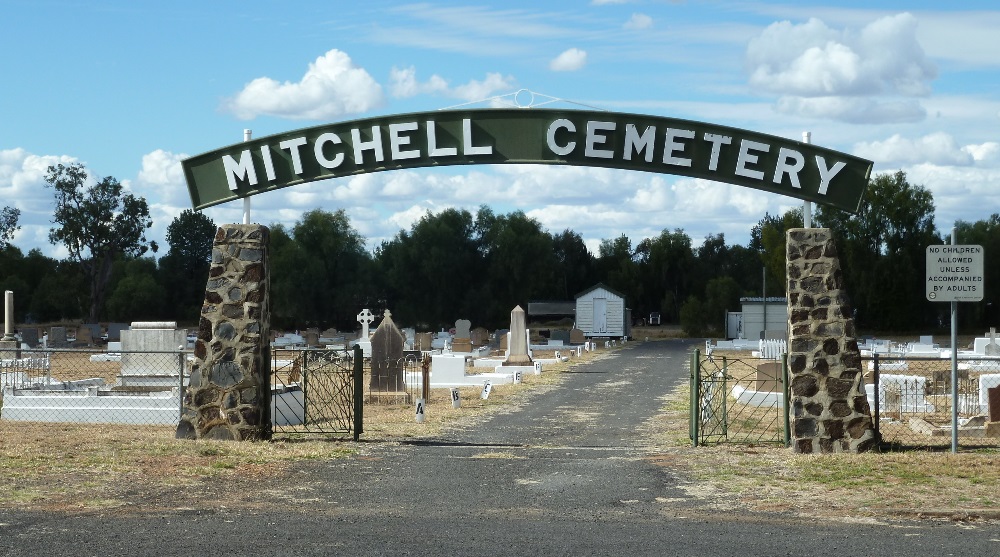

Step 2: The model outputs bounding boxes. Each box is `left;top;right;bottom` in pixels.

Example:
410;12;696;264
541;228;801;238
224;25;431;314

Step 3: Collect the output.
353;345;364;441
782;352;790;447
872;353;880;444
721;356;728;439
178;349;186;421
690;348;700;447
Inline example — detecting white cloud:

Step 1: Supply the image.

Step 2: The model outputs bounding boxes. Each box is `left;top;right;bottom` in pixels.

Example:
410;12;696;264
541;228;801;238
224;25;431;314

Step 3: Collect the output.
774;96;926;124
748;14;935;97
747;13;937;123
854;133;976;166
624;13;653;30
222;49;384;120
550;48;588;72
389;66;514;102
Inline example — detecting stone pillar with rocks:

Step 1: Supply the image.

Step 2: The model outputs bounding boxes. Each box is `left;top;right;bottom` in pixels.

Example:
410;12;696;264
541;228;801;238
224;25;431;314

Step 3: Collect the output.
503;305;532;366
176;224;271;441
786;228;875;453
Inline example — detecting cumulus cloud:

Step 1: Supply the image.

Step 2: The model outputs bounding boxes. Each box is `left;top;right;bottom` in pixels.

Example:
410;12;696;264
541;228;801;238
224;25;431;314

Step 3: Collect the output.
222;49;384;120
550;48;588;72
747;13;937;123
389;66;514;102
854;133;1000;168
624;13;653;30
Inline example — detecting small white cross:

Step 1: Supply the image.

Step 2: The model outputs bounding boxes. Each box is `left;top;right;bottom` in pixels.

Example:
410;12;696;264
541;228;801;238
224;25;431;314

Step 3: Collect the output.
357;308;375;338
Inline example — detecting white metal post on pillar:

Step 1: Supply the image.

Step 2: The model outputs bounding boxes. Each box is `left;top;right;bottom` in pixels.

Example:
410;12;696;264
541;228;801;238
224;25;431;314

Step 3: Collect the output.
802;131;812;228
243;129;252;225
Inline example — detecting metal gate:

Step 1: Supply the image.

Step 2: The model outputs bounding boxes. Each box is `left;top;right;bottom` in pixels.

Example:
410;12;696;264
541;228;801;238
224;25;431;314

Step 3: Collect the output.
690;348;790;446
271;346;363;440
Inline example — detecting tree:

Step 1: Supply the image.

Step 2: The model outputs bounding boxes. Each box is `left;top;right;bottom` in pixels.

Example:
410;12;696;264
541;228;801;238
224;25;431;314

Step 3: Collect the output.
815;171;938;330
0;206;20;249
552;229;596;300
750;210;803;297
635;229;695;323
45;163;157;322
106;258;166;321
159;210;216;321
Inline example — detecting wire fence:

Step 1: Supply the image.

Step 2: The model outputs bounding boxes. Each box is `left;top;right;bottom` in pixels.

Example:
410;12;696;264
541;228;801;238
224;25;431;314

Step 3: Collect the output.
690;348;1000;451
869;355;1000;449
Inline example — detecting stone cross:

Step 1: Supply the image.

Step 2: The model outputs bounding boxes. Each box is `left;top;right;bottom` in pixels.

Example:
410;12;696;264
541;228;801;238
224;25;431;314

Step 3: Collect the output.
986;327;999;356
357;308;375;339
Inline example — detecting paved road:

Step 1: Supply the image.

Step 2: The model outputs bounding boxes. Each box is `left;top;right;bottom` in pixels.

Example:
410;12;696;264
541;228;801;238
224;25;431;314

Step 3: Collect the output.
2;339;999;556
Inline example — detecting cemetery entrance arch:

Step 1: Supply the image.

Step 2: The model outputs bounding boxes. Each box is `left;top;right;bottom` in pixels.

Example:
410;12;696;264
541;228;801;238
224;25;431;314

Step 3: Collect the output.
183;108;872;212
179;109;874;443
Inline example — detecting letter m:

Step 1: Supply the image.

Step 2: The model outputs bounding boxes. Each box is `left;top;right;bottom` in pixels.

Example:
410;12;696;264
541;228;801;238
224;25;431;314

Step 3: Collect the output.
222;149;258;191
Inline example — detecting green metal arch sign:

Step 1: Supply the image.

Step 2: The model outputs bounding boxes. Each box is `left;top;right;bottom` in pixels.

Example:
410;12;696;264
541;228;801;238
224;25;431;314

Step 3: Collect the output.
183;108;873;212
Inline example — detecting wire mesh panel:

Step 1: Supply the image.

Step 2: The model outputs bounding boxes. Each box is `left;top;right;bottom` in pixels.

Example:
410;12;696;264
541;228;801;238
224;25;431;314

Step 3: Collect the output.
692;351;788;446
271;348;355;435
363;353;423;405
1;348;187;425
868;356;1000;449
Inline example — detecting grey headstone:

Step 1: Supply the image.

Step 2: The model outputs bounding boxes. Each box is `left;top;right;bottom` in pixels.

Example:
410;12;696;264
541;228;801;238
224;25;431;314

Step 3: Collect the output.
455;319;472;339
370;310;405;391
49;326;68;347
106;323;130;342
20;328;39;347
503;306;532;366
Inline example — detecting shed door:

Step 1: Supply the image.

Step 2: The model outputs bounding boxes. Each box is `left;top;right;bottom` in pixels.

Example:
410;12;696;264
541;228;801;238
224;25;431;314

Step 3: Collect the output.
594;298;607;333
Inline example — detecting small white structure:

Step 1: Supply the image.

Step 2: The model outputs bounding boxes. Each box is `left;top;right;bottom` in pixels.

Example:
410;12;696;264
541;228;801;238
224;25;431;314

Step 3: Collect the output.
575;283;628;338
429;353;516;388
726;297;788;341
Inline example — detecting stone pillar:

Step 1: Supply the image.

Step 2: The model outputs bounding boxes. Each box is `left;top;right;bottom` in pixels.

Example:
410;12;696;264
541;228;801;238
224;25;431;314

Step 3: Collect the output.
176;224;271;441
786;228;875;453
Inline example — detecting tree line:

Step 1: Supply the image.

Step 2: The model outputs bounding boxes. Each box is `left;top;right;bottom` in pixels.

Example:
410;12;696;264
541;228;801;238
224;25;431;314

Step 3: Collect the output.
1;163;997;336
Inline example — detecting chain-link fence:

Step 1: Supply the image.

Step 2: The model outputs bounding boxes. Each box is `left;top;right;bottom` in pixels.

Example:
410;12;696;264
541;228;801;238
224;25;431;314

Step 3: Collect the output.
1;347;187;425
868;355;1000;449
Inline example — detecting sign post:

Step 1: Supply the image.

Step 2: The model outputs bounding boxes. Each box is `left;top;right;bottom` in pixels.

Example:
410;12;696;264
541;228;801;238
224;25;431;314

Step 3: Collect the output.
926;242;984;453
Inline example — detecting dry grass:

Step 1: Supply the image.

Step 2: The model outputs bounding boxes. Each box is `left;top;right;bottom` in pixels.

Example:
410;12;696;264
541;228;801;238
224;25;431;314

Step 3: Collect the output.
644;381;1000;521
0;346;611;513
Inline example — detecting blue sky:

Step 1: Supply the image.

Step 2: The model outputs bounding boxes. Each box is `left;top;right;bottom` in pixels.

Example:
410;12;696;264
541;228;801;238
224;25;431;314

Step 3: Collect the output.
2;1;999;259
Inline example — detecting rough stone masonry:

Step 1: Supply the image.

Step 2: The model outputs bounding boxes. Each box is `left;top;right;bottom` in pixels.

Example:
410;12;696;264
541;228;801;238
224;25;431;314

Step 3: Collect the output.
176;224;271;441
786;228;876;453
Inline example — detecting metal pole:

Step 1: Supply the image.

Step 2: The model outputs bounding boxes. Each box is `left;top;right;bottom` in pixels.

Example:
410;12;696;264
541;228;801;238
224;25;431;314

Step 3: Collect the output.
951;227;959;453
761;268;767;340
782;352;791;447
243;129;252;225
802;132;812;228
353;345;364;441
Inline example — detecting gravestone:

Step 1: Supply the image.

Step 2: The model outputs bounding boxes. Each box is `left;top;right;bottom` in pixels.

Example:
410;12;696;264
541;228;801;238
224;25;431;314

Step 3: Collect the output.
470;327;489;347
106;323;130;342
120;321;187;387
370;310;405;391
415;332;433;351
503;305;532;366
74;325;95;346
985;328;1000;356
402;327;416;349
355;308;375;357
755;361;782;392
20;328;39;348
570;328;586;344
551;330;571;345
455;319;471;340
49;326;68;348
989;387;1000;422
304;330;320;347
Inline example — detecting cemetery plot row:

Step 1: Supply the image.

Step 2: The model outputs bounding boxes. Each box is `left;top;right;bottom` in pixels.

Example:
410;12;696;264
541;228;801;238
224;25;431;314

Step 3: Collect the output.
868;356;1000;449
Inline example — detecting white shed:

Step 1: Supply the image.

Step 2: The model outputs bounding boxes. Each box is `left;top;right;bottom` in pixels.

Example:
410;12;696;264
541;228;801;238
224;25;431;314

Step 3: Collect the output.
575;283;628;338
726;297;788;341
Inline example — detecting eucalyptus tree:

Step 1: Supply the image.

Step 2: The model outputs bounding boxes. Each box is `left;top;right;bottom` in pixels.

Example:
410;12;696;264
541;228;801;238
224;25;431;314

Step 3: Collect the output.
45;163;157;322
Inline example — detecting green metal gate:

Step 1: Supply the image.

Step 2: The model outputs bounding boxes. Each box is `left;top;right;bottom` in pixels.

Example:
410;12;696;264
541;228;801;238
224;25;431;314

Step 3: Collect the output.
690;348;790;447
271;346;364;440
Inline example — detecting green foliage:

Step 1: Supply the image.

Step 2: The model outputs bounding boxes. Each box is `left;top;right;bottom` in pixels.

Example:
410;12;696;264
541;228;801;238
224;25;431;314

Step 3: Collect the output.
106;258;166;321
679;296;708;337
816;171;938;330
158;210;216;323
0;206;20;249
45;163;157;322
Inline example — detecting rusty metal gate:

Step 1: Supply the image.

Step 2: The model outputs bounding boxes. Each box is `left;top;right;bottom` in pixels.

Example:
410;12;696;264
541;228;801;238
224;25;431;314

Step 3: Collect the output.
271;346;363;440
